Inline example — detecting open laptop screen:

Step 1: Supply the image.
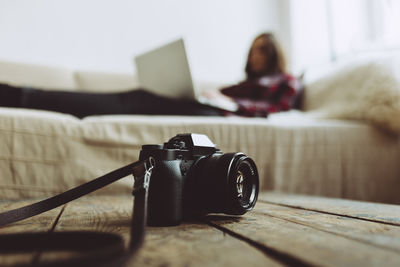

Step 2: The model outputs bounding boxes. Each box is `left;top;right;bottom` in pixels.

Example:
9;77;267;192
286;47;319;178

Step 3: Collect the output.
134;39;196;99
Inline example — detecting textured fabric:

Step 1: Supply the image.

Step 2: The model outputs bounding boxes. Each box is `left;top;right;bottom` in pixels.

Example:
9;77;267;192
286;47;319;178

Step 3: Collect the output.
0;108;399;204
304;59;400;134
220;73;302;117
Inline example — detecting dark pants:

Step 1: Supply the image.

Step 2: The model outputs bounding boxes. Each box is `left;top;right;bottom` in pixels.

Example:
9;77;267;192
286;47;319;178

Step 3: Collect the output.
0;84;222;118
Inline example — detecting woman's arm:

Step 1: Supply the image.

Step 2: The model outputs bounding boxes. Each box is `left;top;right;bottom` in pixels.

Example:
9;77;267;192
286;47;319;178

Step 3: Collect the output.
220;75;300;117
234;89;294;116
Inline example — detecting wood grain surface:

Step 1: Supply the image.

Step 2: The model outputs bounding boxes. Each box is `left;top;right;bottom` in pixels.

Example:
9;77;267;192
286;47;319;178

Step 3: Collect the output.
51;195;282;267
207;204;400;266
257;202;400;253
260;192;400;226
0;192;400;266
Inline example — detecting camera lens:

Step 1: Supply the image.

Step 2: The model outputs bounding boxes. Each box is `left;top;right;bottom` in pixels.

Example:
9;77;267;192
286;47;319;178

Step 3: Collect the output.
226;154;259;214
192;153;259;215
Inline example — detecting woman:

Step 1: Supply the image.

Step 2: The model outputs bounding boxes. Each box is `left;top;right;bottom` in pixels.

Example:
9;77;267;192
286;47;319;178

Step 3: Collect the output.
0;33;301;118
208;32;302;117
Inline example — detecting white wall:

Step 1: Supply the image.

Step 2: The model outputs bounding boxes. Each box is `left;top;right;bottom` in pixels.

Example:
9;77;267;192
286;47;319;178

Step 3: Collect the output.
0;0;282;83
285;0;331;76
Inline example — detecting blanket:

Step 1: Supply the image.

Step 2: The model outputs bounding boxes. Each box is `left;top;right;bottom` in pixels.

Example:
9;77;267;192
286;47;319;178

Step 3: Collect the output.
303;58;400;134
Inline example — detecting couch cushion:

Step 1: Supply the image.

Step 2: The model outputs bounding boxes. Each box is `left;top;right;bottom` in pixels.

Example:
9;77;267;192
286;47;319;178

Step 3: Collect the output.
74;71;138;92
0;60;77;90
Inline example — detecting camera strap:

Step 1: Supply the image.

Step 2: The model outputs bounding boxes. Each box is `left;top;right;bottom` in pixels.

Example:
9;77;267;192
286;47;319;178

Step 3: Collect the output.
0;157;154;267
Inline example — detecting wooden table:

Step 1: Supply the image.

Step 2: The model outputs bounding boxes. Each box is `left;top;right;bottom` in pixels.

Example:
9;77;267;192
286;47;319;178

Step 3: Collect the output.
1;192;400;266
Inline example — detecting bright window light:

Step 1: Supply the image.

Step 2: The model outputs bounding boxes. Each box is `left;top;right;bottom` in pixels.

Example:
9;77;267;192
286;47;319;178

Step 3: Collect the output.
327;0;400;58
381;0;400;47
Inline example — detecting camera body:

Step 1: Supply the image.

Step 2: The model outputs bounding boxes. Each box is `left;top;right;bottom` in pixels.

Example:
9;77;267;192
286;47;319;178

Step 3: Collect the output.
139;133;259;226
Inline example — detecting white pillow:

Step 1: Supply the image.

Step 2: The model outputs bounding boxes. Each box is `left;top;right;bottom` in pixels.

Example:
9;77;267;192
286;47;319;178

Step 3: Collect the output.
303;59;400;134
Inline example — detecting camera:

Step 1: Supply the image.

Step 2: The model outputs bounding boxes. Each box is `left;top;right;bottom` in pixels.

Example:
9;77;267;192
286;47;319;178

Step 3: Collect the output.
139;133;259;226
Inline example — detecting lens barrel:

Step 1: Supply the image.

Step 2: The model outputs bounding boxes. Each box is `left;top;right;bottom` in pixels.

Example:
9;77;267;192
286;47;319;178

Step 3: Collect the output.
192;153;259;215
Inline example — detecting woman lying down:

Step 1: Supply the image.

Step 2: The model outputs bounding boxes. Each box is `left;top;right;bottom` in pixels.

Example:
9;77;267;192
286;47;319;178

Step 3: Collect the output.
0;33;302;119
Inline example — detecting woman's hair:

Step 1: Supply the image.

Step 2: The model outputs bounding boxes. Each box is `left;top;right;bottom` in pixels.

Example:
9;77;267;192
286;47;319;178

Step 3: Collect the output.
245;33;286;79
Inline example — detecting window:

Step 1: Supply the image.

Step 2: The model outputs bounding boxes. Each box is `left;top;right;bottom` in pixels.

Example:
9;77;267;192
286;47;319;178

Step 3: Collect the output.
327;0;400;59
379;0;400;48
288;0;400;74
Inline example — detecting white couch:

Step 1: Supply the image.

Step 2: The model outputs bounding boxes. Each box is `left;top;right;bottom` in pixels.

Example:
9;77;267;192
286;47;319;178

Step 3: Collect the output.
1;59;399;204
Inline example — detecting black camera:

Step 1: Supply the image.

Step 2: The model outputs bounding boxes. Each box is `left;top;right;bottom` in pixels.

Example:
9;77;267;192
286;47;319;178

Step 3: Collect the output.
139;133;259;226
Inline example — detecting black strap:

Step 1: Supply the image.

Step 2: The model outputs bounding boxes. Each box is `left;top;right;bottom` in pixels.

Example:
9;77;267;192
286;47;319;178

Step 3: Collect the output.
0;157;154;267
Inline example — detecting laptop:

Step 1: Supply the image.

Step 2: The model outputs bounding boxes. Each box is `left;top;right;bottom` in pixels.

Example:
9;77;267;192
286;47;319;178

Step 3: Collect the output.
134;39;238;112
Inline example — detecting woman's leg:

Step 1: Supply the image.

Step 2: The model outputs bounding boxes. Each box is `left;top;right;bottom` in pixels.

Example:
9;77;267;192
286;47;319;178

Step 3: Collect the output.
121;89;222;116
21;87;128;118
0;84;24;107
1;84;222;117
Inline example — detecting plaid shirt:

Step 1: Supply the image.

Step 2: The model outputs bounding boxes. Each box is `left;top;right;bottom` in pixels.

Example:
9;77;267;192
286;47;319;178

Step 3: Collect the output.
220;73;302;117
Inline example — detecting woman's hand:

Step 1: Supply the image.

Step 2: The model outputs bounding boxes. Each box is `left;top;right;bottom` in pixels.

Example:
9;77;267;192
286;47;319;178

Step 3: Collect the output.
200;89;233;101
198;89;238;112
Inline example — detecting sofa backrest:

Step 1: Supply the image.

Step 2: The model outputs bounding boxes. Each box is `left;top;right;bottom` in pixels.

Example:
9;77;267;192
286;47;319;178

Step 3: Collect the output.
0;60;138;92
74;71;138;92
0;59;226;94
0;60;78;90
